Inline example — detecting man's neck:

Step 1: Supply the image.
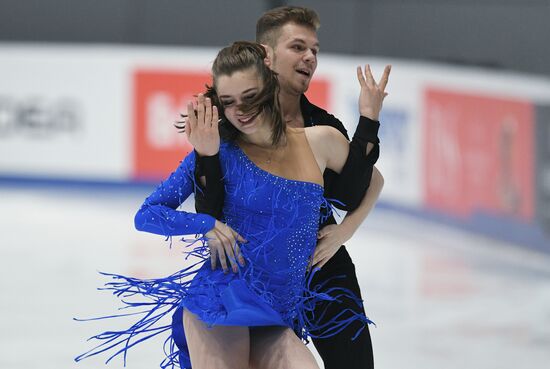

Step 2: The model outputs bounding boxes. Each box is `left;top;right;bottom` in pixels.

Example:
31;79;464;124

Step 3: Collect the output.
279;89;304;128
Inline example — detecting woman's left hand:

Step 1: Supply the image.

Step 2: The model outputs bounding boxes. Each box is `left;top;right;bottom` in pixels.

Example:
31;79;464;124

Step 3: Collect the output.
186;93;220;156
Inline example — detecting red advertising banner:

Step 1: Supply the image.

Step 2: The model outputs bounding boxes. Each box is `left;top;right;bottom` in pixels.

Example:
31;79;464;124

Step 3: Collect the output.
133;69;209;180
133;69;329;181
424;88;534;221
304;78;329;112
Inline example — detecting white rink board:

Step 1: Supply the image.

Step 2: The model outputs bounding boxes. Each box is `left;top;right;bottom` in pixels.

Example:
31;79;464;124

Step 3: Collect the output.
2;43;549;200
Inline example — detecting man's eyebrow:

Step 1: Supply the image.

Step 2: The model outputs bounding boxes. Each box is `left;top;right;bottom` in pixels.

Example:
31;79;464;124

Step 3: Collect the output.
290;38;320;48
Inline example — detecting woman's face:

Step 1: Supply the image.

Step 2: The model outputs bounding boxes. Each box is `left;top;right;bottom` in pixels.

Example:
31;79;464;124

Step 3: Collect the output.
216;67;265;136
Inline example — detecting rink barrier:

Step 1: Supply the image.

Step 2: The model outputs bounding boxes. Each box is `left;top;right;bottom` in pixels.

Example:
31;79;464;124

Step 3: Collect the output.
1;43;549;252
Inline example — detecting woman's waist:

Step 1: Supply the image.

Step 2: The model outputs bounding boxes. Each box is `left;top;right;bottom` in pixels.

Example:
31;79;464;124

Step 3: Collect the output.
223;196;322;217
231;227;317;253
223;208;319;232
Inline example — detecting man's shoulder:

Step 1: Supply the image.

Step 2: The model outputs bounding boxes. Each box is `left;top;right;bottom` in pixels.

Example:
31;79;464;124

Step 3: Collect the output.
300;95;335;123
300;95;348;138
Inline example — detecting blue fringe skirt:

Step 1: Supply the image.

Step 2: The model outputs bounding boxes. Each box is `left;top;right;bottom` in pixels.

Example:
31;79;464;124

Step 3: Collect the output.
75;238;371;369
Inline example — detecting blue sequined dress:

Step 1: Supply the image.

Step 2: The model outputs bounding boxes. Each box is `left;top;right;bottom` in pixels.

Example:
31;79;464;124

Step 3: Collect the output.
76;141;368;369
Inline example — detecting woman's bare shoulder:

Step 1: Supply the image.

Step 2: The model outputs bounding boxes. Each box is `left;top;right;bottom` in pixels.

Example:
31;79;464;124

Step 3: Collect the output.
304;125;345;143
305;125;349;173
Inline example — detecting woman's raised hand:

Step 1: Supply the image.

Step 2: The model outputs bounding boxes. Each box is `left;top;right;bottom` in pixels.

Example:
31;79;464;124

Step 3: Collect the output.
356;64;391;121
205;220;247;273
185;93;220;156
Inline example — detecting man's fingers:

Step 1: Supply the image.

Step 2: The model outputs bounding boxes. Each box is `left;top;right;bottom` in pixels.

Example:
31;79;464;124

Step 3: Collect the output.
312;249;329;269
312;248;323;266
307;254;314;272
379;65;391;91
317;228;328;239
316;257;329;269
356;66;367;88
364;64;376;87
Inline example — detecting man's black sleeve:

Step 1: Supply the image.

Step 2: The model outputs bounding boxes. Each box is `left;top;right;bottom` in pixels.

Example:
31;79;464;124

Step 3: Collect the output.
326;116;380;212
193;152;225;220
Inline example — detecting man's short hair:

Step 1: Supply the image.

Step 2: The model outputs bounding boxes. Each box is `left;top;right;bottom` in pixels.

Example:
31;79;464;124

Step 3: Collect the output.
256;6;320;47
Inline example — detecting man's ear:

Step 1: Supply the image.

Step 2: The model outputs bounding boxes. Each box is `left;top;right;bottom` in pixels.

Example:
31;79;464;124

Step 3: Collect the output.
261;44;274;68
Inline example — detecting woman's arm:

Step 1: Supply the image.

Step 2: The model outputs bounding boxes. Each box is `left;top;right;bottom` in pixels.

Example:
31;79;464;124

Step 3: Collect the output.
149;94;244;274
134;152;216;236
135;151;244;274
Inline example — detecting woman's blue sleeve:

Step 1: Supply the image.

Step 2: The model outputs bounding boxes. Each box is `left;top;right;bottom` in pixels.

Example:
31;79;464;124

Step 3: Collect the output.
134;152;216;236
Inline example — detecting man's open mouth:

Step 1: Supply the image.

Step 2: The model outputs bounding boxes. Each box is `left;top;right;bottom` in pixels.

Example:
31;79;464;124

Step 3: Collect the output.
296;68;311;77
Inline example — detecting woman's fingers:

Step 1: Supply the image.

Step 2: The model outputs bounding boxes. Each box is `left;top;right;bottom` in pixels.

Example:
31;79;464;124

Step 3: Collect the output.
216;229;232;273
214;229;230;273
223;239;239;273
234;244;245;267
218;250;229;273
210;245;218;270
212;106;219;129
197;93;205;127
207;222;247;273
232;229;247;244
222;227;241;273
204;97;212;127
186;101;196;135
216;227;238;273
230;229;247;266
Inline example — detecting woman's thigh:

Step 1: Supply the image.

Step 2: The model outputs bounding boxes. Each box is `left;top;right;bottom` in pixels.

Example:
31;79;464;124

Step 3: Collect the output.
183;309;250;369
249;326;319;369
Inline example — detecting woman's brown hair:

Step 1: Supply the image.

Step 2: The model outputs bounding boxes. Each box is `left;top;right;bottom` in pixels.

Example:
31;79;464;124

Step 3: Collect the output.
178;41;285;146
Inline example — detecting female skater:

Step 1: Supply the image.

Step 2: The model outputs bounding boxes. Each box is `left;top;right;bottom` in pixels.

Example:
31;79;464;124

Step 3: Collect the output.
77;41;380;369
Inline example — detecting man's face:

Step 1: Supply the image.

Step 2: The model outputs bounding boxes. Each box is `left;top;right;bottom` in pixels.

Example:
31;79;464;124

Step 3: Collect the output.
269;23;319;95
